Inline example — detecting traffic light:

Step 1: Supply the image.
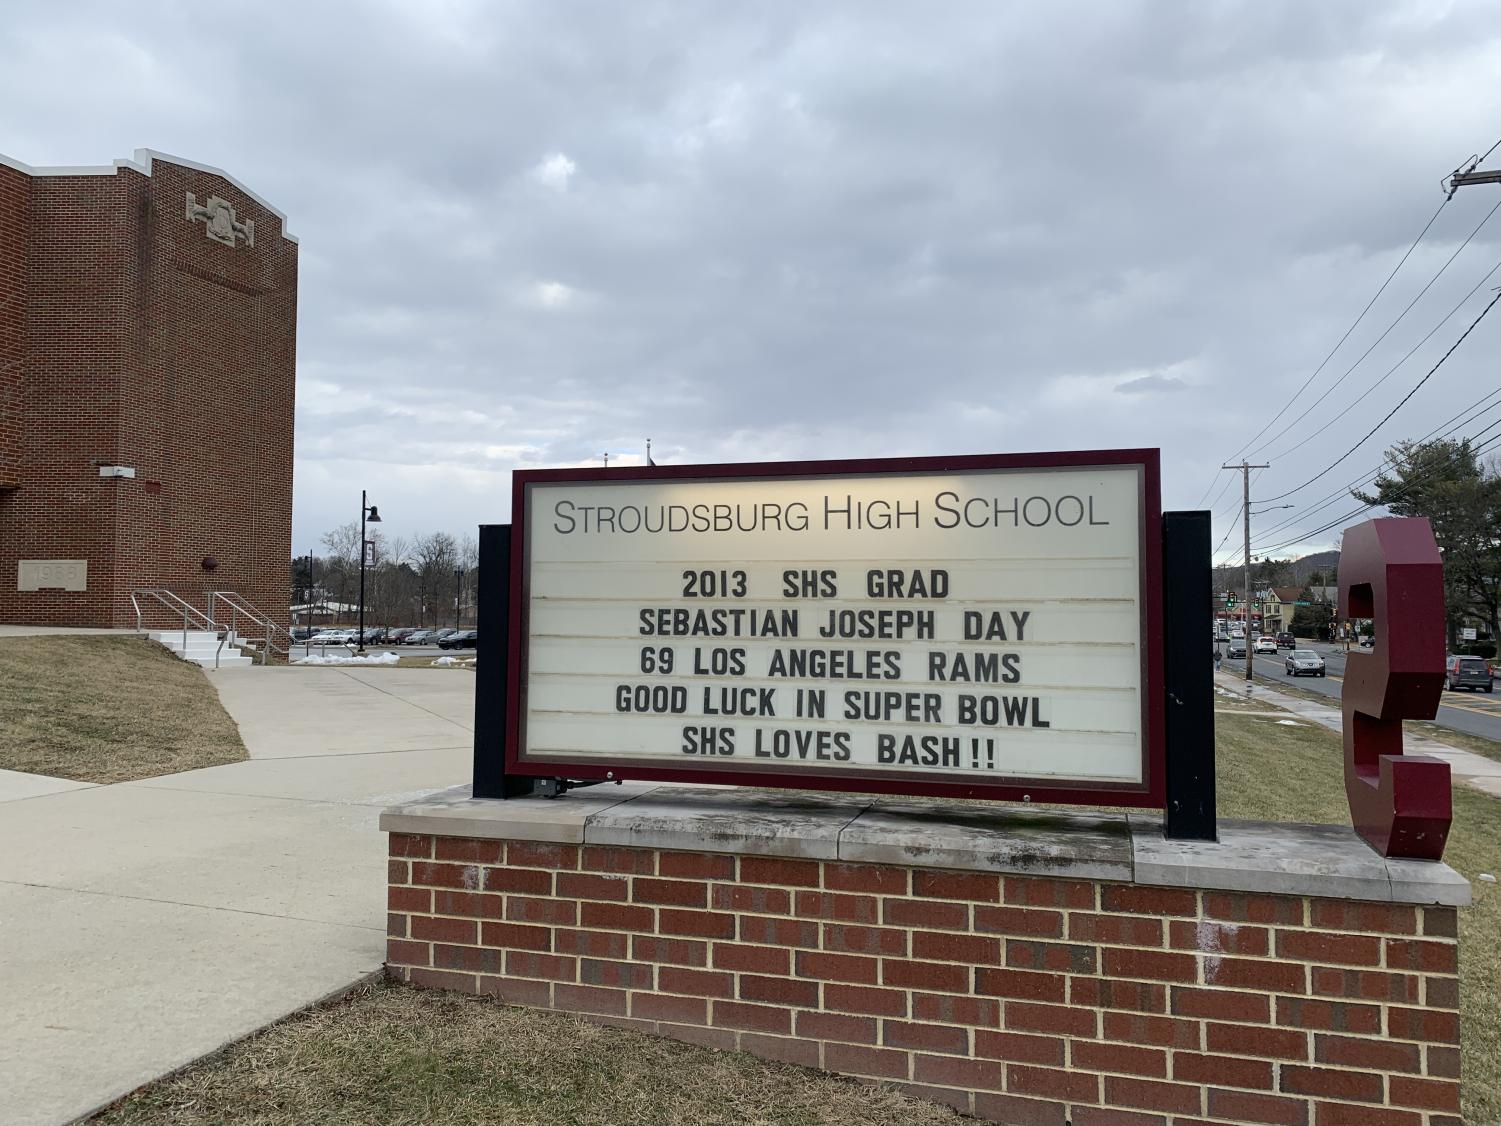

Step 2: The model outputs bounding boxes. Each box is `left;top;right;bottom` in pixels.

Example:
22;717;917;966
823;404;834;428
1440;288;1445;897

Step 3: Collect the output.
1226;592;1237;608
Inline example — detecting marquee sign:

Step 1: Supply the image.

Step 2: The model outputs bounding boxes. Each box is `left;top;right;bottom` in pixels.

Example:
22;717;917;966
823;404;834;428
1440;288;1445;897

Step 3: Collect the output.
501;451;1165;805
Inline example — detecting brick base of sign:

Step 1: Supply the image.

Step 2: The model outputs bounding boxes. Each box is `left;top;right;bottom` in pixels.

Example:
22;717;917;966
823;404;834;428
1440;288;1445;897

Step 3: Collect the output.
385;809;1464;1125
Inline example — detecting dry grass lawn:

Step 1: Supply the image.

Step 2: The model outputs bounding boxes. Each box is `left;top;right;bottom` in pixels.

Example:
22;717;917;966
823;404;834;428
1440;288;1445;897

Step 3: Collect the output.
0;635;248;783
94;981;959;1126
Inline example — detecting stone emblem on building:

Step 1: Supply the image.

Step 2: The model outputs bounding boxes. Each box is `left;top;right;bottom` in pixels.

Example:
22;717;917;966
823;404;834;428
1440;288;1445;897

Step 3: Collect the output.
185;192;255;248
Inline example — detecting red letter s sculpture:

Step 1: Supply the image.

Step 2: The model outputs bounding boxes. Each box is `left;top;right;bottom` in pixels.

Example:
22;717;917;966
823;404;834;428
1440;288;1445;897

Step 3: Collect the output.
1338;517;1451;860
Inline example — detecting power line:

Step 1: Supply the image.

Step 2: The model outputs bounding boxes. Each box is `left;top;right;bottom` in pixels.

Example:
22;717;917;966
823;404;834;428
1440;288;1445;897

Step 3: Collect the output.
1198;188;1464;509
1250;199;1501;460
1250;387;1501;545
1203;138;1501;544
1211;501;1241;558
1223;197;1453;466
1253;429;1501;555
1264;251;1501;466
1206;138;1501;507
1256;286;1501;505
1254;414;1501;555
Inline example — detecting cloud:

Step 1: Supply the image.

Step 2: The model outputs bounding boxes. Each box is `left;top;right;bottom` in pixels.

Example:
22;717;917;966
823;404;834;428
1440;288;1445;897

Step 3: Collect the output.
3;0;1498;563
522;279;584;310
531;152;576;191
1116;373;1188;394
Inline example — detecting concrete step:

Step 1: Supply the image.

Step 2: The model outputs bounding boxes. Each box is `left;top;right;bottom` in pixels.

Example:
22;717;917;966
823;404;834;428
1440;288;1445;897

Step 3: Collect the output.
144;630;256;667
156;641;232;654
181;652;254;668
147;630;219;645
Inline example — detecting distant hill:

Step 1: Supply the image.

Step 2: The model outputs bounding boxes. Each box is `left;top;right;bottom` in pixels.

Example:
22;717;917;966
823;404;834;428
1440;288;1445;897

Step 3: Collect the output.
1288;550;1339;584
1211;549;1339;594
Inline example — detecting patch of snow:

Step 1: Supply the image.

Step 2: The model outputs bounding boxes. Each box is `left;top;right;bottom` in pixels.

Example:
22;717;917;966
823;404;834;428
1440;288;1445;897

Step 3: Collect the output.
1480;873;1497;883
294;650;401;666
1275;720;1305;727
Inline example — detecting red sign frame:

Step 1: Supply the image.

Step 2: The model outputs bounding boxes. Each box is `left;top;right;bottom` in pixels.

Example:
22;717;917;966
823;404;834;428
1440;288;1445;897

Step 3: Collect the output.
504;450;1166;807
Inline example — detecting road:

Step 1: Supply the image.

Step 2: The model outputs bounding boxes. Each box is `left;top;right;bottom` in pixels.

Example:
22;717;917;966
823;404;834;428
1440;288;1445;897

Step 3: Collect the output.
1217;639;1501;744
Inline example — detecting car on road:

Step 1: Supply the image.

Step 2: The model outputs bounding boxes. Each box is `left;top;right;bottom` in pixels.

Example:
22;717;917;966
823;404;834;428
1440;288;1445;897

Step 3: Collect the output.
1254;637;1278;655
1446;655;1494;693
1227;640;1247;660
438;630;478;650
1276;632;1295;649
1285;649;1326;677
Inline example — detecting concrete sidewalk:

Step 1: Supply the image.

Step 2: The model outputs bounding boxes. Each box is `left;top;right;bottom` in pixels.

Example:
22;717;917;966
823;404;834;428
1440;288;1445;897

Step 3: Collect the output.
1214;669;1501;799
0;666;474;1126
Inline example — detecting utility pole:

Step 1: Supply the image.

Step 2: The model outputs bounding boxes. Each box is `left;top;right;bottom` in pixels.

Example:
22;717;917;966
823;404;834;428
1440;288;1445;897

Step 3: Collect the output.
1223;461;1269;682
1446;165;1501;199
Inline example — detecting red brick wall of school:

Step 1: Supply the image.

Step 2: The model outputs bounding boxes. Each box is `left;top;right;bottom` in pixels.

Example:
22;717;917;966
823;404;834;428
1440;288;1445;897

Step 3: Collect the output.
0;164;27;488
387;834;1462;1126
0;154;296;629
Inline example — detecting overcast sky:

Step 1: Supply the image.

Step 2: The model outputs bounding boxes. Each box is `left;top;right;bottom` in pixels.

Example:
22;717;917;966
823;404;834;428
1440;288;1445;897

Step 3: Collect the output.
4;0;1499;565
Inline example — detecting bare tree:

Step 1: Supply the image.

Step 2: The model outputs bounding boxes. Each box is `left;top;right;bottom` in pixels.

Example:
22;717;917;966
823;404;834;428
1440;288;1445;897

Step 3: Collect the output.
412;532;460;629
459;532;480;627
320;522;360;619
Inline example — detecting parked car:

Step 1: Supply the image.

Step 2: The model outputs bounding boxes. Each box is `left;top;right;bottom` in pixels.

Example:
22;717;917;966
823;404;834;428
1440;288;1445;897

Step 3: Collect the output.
438;630;478;650
404;630;436;645
1446;655;1494;693
309;629;354;645
1254;637;1278;655
363;628;389;644
1226;641;1248;660
1276;632;1295;649
1285;649;1326;677
388;628;417;644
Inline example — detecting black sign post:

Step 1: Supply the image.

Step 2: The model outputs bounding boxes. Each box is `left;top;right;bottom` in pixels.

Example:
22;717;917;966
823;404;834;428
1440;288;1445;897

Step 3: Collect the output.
1162;510;1217;840
473;524;543;799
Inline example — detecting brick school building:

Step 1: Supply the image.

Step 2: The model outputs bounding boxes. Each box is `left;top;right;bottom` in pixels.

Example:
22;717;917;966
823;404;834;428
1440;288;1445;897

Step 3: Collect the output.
0;149;296;628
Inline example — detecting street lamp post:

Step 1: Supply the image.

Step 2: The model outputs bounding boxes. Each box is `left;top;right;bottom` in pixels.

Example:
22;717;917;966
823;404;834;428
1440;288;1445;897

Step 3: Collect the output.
358;490;382;654
454;567;462;632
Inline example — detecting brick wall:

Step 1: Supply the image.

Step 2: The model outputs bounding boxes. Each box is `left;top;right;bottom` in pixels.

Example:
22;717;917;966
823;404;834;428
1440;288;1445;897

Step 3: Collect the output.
0;163;26;488
387;833;1462;1126
0;153;296;628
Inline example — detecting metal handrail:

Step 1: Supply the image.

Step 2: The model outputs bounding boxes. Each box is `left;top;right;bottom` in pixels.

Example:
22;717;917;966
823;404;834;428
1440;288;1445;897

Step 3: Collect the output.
208;590;293;664
132;588;292;667
132;588;225;662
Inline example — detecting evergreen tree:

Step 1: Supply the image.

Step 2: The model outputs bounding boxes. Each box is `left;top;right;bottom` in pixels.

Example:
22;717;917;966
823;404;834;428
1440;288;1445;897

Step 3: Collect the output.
1352;438;1501;645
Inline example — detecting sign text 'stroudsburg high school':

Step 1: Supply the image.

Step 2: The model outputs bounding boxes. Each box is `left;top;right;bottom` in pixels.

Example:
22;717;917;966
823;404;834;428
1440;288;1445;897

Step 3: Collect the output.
503;452;1165;805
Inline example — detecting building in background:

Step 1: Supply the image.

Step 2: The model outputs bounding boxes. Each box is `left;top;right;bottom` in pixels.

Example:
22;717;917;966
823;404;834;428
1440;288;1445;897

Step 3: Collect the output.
0;149;296;628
